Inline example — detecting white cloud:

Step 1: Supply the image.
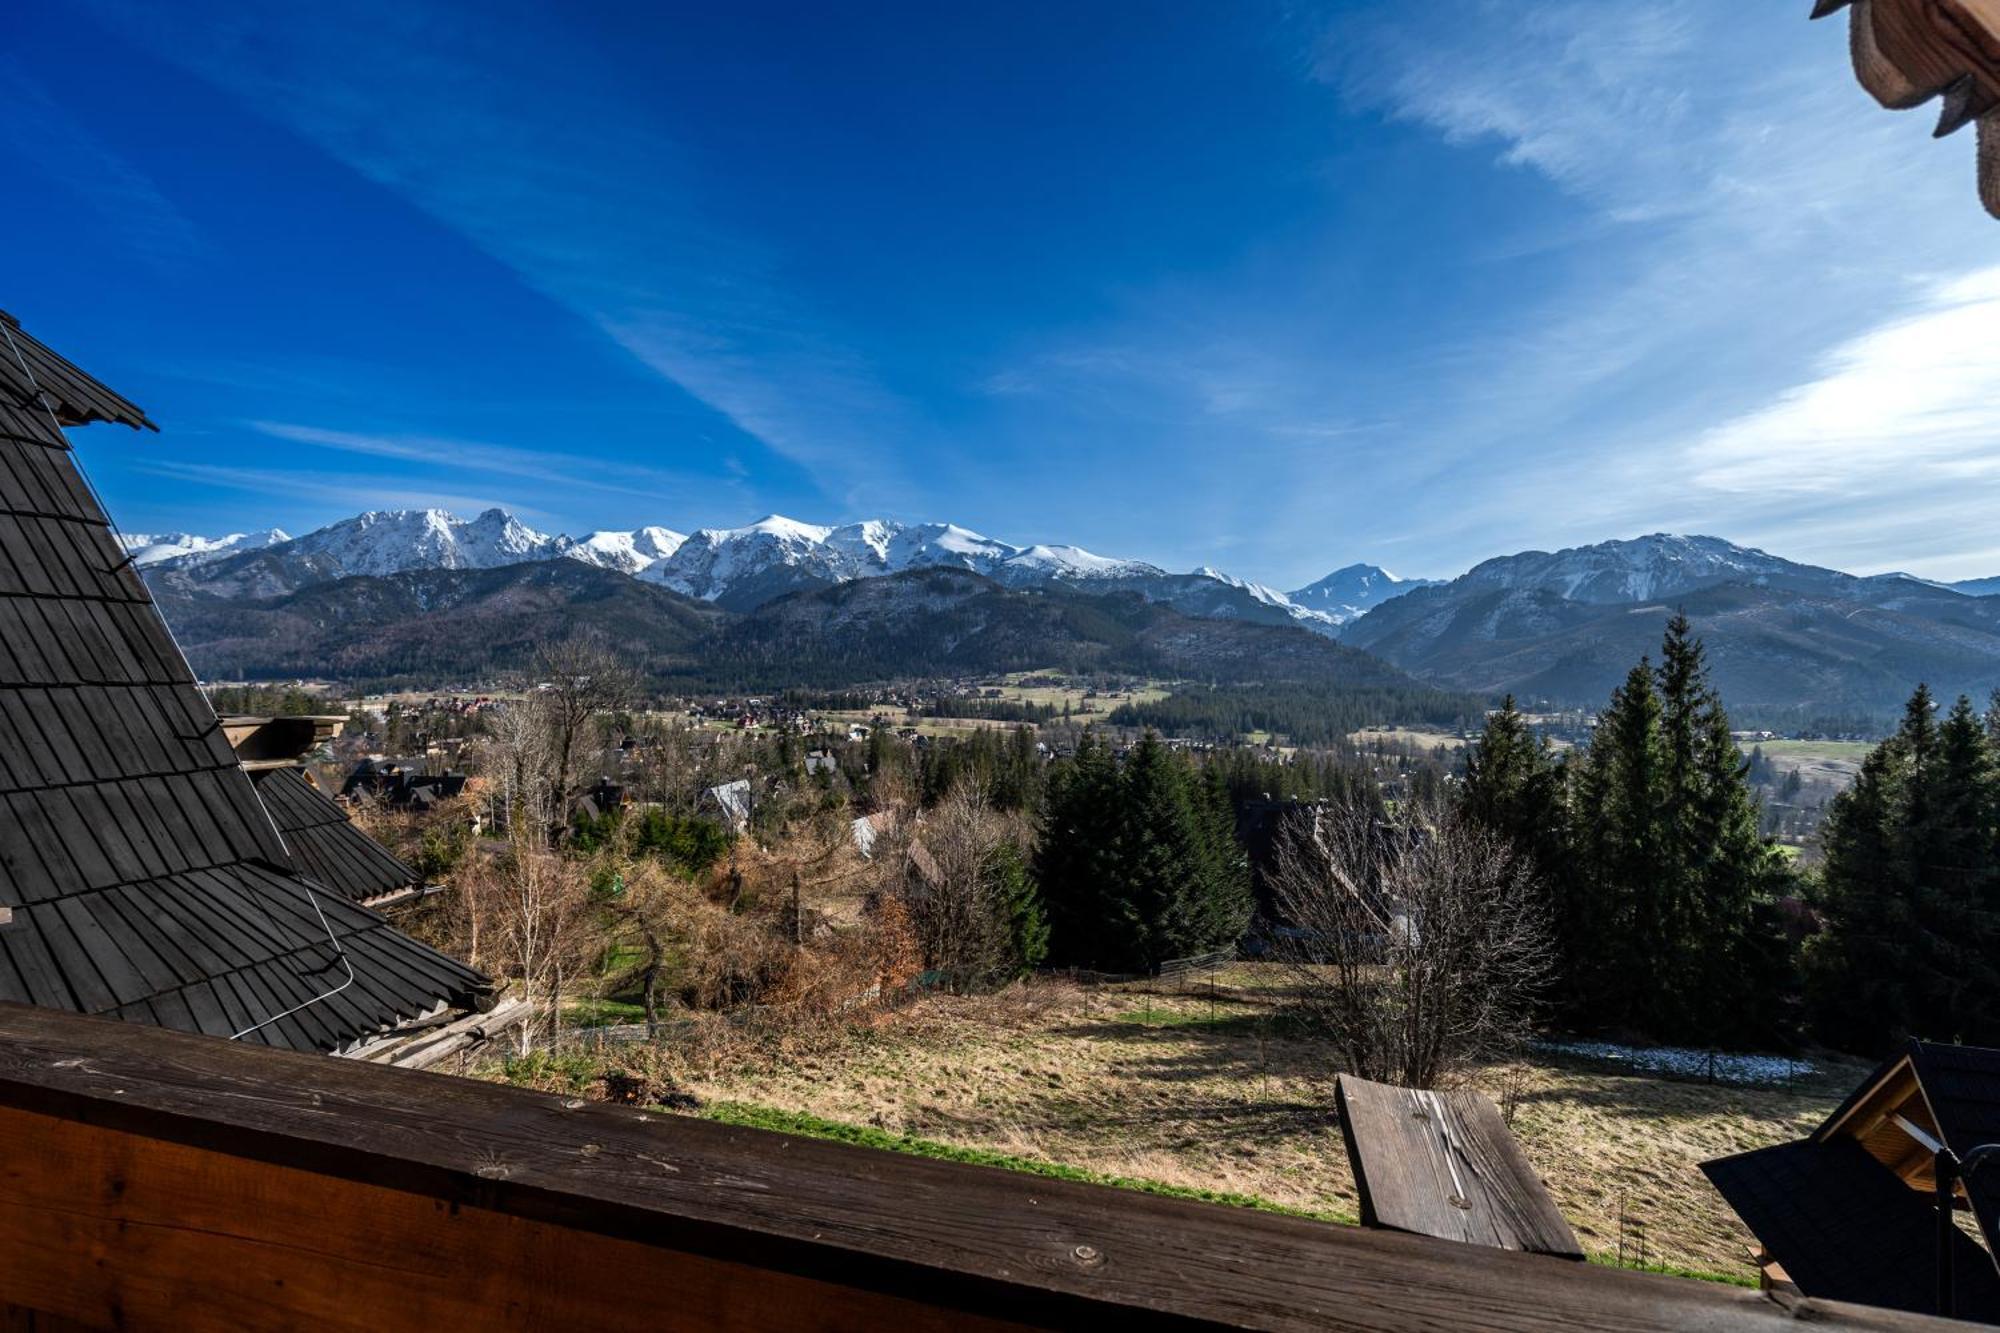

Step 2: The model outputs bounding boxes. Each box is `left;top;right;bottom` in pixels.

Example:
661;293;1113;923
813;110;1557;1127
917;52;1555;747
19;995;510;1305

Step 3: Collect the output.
1689;266;2000;496
246;420;704;500
1297;0;2000;581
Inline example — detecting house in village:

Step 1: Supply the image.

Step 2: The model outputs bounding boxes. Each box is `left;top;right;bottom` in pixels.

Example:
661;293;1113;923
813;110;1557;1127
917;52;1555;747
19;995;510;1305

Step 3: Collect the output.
343;754;469;811
0;310;515;1062
702;777;754;832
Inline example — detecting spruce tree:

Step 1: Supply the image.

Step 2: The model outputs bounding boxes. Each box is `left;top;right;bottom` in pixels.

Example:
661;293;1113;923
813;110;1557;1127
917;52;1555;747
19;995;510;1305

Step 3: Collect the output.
1035;731;1249;972
1807;684;2000;1053
1571;660;1666;1031
1460;694;1572;976
1036;732;1128;968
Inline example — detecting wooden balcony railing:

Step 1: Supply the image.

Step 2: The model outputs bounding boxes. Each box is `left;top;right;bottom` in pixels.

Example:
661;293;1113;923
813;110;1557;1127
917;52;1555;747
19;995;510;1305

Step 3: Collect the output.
0;1003;1962;1330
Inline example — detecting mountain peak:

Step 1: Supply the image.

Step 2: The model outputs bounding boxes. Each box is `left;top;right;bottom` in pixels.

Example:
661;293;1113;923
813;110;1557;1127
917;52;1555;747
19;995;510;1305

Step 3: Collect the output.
1288;563;1438;624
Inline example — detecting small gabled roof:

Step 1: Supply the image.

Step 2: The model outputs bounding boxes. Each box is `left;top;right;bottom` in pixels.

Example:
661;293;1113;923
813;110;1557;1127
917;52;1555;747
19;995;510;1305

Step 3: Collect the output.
251;767;420;906
1816;1039;2000;1252
1702;1136;2000;1320
0;310;487;1052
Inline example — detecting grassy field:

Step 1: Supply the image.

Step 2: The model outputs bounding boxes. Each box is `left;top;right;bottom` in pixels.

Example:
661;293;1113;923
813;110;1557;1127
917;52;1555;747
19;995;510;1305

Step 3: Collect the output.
1350;726;1472;752
1754;739;1873;789
536;966;1865;1282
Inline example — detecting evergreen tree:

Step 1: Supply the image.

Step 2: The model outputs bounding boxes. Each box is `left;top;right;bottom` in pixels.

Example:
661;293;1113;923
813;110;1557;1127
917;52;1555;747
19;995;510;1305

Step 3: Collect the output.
1808;685;2000;1053
1459;694;1573;983
1561;617;1796;1045
1570;660;1666;1031
1036;731;1250;971
989;842;1049;975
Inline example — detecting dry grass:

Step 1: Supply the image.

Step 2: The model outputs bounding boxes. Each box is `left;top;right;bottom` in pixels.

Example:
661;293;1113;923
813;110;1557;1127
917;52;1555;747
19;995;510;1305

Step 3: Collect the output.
640;965;1861;1280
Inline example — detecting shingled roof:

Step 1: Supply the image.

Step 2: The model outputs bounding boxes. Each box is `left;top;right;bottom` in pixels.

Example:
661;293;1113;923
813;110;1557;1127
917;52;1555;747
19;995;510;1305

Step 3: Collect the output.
0;310;490;1052
250;767;422;907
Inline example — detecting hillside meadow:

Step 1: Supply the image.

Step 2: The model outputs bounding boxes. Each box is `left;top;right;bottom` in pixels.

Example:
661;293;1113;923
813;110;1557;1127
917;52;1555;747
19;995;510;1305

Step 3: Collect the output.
496;964;1866;1284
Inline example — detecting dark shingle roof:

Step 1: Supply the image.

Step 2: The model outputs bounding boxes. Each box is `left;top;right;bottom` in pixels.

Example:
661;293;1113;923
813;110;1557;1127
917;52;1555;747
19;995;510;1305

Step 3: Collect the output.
0;312;486;1051
251;767;419;905
1702;1136;2000;1320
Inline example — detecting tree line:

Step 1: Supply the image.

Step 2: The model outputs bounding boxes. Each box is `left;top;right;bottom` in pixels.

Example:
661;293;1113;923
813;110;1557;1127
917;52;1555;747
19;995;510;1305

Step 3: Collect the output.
1458;614;1798;1050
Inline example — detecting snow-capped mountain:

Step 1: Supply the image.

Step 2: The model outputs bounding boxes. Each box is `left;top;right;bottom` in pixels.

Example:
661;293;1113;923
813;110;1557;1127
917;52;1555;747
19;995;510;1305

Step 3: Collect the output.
1338;533;2000;716
1954;575;2000;598
1449;533;1809;604
571;526;688;575
265;507;563;577
632;515;1170;611
1288;564;1439;624
121;528;289;568
151;507;1356;632
149;508;568;599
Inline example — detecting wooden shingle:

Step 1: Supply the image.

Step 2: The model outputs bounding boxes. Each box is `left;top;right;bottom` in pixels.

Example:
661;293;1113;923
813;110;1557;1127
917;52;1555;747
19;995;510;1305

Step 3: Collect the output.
0;311;488;1052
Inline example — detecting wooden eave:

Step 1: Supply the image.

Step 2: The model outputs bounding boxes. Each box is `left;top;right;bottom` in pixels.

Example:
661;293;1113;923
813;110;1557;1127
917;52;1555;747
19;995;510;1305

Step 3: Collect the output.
1815;0;2000;217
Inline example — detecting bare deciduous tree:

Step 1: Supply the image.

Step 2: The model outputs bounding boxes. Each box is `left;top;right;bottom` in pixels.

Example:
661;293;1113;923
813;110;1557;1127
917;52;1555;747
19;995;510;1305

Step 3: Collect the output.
531;636;637;835
895;780;1030;993
1269;796;1550;1089
492;834;593;1052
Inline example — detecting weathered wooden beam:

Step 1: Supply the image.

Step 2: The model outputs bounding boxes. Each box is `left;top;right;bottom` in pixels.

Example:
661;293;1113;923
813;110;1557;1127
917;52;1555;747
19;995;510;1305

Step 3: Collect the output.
1816;0;2000;216
0;1005;1963;1330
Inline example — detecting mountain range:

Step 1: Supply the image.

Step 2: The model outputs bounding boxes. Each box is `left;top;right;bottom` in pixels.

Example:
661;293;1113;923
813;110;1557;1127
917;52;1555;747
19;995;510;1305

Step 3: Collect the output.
138;509;2000;723
134;507;1419;632
1341;534;2000;720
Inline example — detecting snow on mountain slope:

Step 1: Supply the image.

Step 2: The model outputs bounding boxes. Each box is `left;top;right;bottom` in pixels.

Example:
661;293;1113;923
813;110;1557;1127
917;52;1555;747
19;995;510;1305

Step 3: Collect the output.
1953;575;2000;598
571;526;688;574
1452;534;1804;605
1287;564;1438;625
154;505;1323;631
275;507;563;577
122;528;289;568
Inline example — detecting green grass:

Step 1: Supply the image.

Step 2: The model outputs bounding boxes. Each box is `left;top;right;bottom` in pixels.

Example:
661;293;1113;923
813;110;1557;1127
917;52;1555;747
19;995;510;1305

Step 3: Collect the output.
698;1101;1356;1225
566;996;649;1027
1586;1252;1758;1288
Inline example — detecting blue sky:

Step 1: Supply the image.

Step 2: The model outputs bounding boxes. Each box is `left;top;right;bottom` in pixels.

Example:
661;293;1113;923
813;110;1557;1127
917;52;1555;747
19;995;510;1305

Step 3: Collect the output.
7;1;2000;586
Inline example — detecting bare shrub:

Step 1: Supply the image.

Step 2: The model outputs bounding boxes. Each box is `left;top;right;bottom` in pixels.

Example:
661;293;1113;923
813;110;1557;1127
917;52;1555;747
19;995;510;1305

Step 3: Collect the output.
893;781;1031;992
1269;796;1550;1089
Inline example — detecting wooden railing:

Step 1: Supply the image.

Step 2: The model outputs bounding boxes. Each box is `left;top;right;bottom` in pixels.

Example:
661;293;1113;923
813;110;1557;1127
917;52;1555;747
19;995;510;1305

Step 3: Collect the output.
0;1003;1962;1330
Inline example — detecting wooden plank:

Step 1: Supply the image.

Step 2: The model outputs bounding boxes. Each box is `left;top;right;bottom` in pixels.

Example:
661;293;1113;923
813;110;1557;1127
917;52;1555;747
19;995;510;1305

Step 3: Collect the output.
0;1004;1949;1332
1336;1075;1582;1260
0;1108;1020;1333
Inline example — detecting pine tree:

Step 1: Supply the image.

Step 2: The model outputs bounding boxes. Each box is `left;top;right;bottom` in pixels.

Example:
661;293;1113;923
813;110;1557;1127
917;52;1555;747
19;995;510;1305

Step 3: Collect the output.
1035;732;1249;971
1808;684;2000;1053
1571;660;1666;1031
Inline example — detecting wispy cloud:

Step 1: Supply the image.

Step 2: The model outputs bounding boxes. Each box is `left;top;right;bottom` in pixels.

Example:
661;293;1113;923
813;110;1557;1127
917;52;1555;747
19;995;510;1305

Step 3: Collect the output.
134;460;543;523
246;420;706;501
1301;0;2000;580
0;58;199;269
84;0;920;512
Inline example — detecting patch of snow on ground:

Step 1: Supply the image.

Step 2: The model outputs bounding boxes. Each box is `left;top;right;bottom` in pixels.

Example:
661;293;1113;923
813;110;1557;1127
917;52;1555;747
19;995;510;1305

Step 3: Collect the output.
1534;1039;1814;1086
